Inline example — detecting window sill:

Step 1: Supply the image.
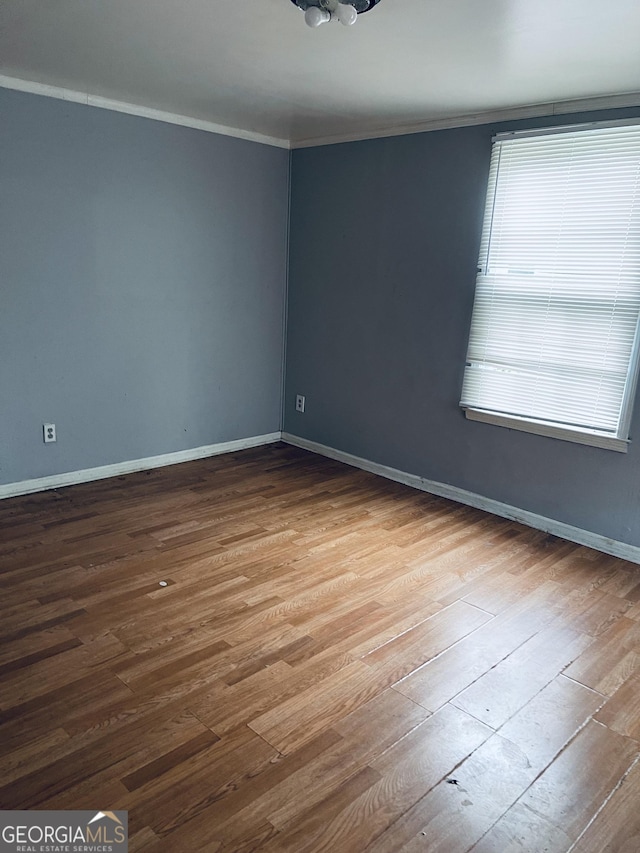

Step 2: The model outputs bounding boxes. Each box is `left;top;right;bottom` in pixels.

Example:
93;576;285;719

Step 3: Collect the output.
463;408;629;453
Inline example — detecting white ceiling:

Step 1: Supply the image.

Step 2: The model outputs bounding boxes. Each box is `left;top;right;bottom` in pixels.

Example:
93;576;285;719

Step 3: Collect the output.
2;0;640;148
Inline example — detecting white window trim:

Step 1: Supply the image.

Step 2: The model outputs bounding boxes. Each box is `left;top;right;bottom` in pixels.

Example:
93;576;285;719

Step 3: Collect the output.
461;118;640;452
464;407;629;452
493;117;640;142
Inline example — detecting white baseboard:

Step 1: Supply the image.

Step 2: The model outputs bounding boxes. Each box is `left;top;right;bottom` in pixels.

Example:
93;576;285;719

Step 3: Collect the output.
6;429;638;565
0;432;282;500
282;432;640;565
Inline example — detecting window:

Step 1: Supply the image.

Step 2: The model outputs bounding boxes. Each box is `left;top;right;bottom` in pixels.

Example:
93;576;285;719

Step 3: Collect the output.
460;120;640;452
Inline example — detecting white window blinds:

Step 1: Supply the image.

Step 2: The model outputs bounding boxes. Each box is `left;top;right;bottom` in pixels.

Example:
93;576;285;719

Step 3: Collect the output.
460;121;640;451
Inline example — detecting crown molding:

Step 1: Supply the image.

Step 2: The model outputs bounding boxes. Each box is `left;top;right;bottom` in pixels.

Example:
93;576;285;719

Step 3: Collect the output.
290;91;640;148
0;75;291;150
2;73;639;151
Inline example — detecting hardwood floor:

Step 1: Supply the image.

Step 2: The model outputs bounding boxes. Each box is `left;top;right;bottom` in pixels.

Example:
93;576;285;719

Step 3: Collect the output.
1;442;640;852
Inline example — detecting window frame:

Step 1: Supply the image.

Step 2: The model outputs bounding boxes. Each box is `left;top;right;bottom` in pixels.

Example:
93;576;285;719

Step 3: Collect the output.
461;118;640;453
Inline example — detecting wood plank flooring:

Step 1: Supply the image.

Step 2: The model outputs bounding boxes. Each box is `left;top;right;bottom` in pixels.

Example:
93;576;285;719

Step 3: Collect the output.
1;442;640;851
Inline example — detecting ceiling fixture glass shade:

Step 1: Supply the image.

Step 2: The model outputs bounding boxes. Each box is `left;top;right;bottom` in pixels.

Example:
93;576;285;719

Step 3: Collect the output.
290;0;382;28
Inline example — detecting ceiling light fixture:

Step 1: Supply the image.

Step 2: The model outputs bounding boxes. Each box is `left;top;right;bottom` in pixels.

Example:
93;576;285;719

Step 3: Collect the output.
290;0;382;29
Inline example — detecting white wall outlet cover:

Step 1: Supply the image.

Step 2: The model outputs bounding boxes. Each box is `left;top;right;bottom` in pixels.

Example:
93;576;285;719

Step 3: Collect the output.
296;395;306;413
43;423;56;443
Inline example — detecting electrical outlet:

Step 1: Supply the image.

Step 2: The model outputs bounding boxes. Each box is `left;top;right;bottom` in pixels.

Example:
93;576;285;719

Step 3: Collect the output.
43;423;56;443
295;394;306;413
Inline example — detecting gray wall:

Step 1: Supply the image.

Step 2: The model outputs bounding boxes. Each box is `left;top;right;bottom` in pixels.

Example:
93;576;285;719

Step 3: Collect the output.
1;88;289;485
285;107;640;548
4;85;640;550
